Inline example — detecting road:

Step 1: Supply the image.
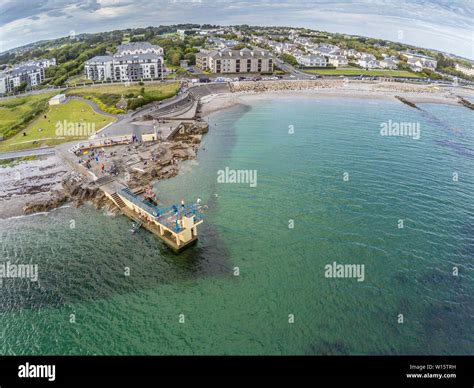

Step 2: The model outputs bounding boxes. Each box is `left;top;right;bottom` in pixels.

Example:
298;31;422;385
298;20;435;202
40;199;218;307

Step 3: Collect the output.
0;147;55;160
274;58;314;80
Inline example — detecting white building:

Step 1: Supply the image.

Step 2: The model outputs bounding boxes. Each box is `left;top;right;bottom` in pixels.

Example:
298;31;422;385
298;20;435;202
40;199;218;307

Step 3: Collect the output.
49;94;66;105
328;56;348;67
379;55;399;69
196;48;274;74
0;74;7;94
207;37;240;49
455;63;474;77
297;54;327;67
22;58;56;68
85;42;164;82
406;58;424;72
401;52;437;70
0;65;45;94
357;58;381;69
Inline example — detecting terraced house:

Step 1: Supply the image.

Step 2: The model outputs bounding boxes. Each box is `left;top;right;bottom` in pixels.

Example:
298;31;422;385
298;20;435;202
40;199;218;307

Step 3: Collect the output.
196;48;274;74
85;42;164;82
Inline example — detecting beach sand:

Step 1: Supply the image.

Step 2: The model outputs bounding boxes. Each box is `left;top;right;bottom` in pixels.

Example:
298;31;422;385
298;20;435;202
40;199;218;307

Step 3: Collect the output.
200;81;474;117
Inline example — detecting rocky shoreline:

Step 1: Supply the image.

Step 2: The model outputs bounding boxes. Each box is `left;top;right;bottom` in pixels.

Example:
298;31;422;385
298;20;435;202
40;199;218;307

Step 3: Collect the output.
2;80;473;219
18;121;208;217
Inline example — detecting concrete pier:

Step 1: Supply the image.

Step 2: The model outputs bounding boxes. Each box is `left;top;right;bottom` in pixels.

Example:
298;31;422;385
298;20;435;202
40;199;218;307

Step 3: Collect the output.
102;182;203;252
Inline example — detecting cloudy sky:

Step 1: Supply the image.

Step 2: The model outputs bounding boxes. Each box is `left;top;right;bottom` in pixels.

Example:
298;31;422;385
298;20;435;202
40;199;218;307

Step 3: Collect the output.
0;0;473;58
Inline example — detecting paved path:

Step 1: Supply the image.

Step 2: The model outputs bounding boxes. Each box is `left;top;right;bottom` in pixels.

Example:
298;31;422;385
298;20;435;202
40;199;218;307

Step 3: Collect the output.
67;96;119;117
0;147;55;160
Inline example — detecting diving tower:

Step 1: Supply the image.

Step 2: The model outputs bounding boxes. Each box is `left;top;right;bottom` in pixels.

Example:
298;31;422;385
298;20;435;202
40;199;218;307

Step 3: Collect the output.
104;184;204;252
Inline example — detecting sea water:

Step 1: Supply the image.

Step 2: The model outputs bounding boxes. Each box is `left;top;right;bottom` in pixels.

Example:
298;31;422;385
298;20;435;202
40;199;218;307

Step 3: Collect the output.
0;97;472;355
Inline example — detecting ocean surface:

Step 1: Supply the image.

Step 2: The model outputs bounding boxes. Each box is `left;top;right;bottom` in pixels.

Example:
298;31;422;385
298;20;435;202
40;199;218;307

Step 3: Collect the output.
0;97;472;355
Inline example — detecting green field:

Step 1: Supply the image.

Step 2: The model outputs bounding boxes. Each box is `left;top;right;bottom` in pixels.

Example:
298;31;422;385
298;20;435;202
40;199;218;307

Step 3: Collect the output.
0;99;115;152
65;74;93;86
0;92;57;140
304;68;421;77
66;82;180;112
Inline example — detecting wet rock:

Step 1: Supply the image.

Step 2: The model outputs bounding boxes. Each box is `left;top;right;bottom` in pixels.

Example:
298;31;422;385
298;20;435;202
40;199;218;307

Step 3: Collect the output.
23;192;69;215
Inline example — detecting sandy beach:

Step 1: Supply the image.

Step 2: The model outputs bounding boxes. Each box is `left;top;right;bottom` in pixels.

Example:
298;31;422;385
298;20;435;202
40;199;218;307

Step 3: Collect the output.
200;80;474;116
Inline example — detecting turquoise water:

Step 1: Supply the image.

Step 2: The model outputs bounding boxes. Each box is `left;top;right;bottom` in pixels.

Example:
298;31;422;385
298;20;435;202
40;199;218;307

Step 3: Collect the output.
0;97;472;355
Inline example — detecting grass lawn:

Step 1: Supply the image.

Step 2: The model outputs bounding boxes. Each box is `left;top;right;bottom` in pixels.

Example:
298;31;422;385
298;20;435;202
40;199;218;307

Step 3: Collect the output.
0;92;57;140
0;99;115;152
65;82;180;112
65;74;92;86
304;68;421;77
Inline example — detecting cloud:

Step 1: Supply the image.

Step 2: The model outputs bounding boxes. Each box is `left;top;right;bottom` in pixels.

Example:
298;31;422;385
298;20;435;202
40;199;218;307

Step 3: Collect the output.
0;0;472;58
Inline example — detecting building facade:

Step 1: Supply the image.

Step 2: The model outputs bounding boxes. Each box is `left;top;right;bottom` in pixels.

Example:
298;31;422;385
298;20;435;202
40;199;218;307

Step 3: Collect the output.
297;55;327;67
85;42;164;82
196;48;274;74
401;52;437;71
0;65;45;94
455;63;474;77
328;56;348;67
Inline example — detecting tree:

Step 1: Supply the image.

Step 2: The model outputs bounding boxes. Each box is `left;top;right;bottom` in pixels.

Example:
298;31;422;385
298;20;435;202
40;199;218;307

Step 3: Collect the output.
281;53;298;67
184;53;196;65
170;52;182;66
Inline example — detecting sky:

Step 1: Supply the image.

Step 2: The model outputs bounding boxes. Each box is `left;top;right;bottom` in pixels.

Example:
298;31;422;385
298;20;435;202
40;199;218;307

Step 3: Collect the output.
0;0;473;59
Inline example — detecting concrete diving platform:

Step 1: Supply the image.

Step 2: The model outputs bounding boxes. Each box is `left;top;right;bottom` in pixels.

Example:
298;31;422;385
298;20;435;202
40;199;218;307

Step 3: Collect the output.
104;184;203;253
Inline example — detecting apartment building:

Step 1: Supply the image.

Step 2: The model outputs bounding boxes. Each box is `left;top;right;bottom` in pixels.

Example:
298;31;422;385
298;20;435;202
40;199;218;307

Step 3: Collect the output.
0;65;45;94
85;42;164;82
22;58;57;68
297;54;327;67
196;48;274;74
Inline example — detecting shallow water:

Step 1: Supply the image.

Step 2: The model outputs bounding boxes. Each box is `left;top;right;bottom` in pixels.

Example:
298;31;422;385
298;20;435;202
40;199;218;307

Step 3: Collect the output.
0;97;472;355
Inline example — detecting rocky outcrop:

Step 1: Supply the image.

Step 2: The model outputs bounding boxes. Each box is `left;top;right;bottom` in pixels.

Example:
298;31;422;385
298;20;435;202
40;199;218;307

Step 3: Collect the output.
23;171;119;215
395;95;420;109
229;79;343;93
23;193;69;215
457;96;474;110
22;115;207;216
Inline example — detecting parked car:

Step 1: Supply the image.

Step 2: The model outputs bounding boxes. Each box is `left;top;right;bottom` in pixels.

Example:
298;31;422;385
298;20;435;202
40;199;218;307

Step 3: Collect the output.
199;77;211;83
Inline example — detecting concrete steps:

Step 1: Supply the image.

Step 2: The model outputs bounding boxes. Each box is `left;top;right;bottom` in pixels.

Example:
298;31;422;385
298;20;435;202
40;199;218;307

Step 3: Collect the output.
94;175;115;187
110;192;126;208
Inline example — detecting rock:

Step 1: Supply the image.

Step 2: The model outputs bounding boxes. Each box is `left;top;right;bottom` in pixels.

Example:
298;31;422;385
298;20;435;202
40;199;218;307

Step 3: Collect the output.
23;192;69;215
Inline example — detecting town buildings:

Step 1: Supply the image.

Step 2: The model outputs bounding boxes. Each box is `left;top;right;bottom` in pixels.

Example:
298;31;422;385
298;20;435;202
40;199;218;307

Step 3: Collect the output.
84;42;164;82
401;52;437;72
196;48;274;73
0;57;55;94
0;65;45;94
296;54;327;67
455;63;474;77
